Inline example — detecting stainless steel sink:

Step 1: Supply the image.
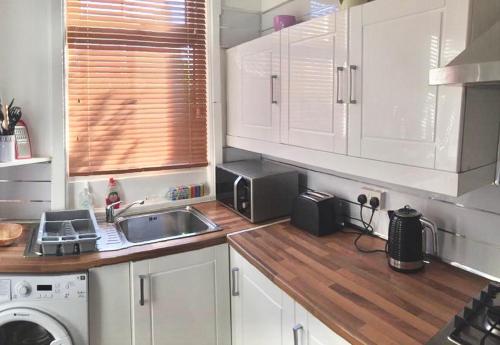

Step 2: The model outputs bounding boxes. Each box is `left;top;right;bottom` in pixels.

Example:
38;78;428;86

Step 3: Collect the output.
114;206;221;245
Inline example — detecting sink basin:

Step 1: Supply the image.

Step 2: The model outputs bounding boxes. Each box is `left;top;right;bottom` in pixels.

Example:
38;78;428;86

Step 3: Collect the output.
115;206;221;244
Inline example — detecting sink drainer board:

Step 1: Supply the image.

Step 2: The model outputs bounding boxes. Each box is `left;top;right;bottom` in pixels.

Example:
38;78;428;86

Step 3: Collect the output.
37;209;100;255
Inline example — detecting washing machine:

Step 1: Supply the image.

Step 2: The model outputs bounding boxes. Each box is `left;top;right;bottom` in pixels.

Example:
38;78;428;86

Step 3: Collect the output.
0;272;88;345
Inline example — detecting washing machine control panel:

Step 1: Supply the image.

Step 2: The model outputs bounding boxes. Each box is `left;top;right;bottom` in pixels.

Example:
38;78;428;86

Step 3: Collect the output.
0;273;87;302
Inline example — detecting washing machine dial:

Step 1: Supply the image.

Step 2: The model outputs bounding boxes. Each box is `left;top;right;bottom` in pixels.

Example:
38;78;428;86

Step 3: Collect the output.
16;282;32;297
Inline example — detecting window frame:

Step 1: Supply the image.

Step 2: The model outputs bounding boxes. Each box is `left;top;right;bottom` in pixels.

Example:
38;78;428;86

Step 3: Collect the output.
50;0;223;209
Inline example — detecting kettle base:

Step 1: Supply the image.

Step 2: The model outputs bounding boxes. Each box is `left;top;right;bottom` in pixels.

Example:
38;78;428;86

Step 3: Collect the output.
388;258;425;273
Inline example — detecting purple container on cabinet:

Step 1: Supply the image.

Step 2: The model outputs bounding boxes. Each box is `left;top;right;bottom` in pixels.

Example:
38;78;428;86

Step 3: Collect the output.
273;15;296;31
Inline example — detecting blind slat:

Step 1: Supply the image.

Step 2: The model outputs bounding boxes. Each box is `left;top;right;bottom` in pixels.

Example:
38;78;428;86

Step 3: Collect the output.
66;0;207;176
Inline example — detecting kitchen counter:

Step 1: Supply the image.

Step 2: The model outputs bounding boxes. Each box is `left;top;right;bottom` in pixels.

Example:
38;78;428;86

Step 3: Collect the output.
227;222;489;345
0;202;254;273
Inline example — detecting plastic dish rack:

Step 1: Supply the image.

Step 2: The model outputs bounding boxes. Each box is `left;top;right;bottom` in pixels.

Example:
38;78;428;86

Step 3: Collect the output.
37;209;100;255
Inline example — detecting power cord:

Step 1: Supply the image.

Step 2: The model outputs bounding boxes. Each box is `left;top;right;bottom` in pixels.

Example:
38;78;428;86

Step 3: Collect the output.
350;195;388;254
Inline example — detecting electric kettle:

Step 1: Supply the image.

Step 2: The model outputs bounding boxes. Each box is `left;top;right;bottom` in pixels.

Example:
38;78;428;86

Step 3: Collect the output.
387;205;438;272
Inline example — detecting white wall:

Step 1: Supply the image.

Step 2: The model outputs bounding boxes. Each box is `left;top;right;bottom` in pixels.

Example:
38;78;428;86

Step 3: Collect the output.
258;153;500;280
261;0;340;34
0;0;62;219
261;0;290;12
0;0;58;157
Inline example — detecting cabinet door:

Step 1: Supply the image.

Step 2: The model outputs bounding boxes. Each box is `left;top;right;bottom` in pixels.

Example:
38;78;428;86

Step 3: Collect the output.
89;263;132;345
227;33;281;142
295;304;350;345
230;248;294;345
131;245;231;345
348;0;469;170
281;12;348;153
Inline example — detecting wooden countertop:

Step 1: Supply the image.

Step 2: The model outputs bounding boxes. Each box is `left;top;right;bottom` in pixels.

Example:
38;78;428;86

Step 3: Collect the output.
0;202;254;273
227;222;489;345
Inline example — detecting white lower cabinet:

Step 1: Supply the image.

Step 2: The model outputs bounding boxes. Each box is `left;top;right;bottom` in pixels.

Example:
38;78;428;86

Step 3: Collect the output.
230;247;295;345
89;263;132;345
230;248;350;345
294;304;350;345
131;244;231;345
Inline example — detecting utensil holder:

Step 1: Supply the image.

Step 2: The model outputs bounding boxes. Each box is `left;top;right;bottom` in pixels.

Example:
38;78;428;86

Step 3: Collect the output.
0;135;15;162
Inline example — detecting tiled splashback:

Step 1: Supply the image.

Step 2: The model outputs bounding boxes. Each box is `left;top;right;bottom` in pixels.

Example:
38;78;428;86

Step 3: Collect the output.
224;147;500;280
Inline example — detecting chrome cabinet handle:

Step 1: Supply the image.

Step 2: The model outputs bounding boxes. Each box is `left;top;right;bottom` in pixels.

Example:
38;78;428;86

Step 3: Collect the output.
139;275;146;306
349;65;357;104
271;75;278;104
336;66;345;104
231;267;240;296
293;324;303;345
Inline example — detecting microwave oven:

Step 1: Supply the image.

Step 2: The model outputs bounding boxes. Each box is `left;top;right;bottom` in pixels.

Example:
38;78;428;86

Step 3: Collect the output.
216;160;299;223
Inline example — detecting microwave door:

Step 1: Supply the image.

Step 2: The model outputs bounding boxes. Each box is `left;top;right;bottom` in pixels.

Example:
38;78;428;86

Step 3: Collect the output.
216;168;238;207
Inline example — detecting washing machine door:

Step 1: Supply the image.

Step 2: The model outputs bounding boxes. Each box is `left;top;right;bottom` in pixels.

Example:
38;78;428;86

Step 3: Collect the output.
0;308;72;345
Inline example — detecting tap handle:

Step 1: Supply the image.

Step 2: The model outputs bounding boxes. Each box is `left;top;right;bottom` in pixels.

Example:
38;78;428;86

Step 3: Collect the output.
105;201;122;222
107;200;122;209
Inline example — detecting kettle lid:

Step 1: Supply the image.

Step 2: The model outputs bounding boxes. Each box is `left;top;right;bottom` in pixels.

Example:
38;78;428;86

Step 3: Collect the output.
394;205;421;218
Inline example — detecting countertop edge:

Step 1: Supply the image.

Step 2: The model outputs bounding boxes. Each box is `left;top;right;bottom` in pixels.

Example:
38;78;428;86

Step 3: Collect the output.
227;236;366;345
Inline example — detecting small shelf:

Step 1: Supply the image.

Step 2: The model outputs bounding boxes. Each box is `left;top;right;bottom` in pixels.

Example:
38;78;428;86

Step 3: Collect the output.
0;157;51;168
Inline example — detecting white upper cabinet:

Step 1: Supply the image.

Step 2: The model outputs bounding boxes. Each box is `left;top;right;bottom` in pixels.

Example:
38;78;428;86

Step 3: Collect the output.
348;0;471;170
280;12;348;153
227;32;281;142
226;0;500;196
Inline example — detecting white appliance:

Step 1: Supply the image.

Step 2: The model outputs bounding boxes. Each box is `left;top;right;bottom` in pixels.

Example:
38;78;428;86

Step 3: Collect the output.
0;273;88;345
429;20;500;85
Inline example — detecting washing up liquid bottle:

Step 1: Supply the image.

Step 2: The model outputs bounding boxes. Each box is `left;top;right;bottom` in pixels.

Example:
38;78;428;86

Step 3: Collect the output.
78;181;94;209
105;177;121;209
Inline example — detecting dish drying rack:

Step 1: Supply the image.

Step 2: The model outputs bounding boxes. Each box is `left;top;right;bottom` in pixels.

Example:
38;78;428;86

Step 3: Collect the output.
37;209;100;255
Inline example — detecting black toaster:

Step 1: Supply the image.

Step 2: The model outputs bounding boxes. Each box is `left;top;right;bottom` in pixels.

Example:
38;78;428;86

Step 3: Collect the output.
290;191;343;236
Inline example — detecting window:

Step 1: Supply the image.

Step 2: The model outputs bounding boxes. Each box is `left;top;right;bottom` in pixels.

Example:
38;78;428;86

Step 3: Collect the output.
66;0;208;176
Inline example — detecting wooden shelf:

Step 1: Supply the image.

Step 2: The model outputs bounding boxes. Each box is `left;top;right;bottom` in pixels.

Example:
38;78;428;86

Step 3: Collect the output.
0;157;51;168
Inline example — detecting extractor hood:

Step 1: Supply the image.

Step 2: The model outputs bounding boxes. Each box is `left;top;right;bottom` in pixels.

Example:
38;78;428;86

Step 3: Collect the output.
429;20;500;86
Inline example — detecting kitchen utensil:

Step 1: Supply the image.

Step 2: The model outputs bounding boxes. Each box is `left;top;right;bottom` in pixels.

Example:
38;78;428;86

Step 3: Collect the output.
1;102;9;135
273;15;296;31
0;223;23;246
14;120;32;159
0;135;15;162
387;205;438;272
291;191;343;236
7;105;22;134
0;99;21;135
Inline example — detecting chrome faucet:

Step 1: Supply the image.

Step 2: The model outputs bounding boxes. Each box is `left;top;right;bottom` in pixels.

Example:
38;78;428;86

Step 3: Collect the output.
106;200;145;223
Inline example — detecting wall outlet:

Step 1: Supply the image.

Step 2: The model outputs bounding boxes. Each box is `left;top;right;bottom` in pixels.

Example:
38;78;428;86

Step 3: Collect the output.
361;187;385;210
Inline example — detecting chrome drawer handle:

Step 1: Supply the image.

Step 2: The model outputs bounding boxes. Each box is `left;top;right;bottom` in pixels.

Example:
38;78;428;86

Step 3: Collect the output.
336;66;345;104
271;75;278;104
293;324;303;345
231;267;240;296
349;65;357;104
139;275;146;306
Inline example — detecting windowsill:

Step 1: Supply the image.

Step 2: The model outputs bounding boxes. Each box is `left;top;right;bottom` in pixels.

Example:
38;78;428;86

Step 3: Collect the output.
68;166;211;209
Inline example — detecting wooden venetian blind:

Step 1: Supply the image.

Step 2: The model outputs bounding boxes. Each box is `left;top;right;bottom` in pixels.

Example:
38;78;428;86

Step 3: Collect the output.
66;0;208;176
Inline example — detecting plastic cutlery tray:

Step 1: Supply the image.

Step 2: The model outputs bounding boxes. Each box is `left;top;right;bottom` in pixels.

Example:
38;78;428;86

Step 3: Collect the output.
37;209;100;255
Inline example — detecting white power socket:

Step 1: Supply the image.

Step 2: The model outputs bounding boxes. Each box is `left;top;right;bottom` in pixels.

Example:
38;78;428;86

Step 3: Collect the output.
360;187;385;210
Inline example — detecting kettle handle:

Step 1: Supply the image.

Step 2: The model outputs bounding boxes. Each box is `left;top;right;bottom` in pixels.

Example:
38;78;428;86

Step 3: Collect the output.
420;217;438;256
